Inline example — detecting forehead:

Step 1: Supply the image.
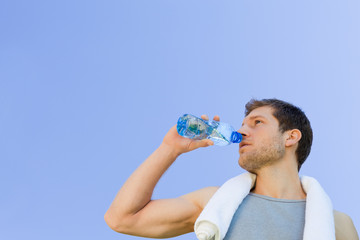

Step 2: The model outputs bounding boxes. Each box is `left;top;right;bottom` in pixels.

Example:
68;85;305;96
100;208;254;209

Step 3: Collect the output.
243;106;277;123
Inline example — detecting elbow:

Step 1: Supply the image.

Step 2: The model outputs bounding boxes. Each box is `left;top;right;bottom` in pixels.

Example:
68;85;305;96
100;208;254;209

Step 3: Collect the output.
104;211;122;232
104;211;133;234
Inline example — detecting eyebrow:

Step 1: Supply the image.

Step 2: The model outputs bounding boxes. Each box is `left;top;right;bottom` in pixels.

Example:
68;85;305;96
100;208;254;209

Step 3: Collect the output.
242;115;267;126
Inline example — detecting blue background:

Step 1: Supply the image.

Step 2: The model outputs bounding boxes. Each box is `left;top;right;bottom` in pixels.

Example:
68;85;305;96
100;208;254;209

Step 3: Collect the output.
1;1;359;239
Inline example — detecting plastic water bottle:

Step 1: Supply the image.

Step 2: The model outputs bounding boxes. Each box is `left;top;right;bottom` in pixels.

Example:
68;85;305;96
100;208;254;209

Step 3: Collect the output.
176;114;242;146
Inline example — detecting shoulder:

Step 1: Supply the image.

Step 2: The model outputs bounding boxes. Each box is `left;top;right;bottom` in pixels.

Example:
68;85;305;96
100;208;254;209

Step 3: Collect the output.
180;186;219;210
333;210;359;240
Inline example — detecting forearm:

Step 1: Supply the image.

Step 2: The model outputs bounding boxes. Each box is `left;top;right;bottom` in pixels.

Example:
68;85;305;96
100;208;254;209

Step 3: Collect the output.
105;143;180;221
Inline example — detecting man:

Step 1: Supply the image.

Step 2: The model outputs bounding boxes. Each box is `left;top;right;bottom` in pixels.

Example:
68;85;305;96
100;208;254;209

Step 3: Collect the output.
104;98;358;239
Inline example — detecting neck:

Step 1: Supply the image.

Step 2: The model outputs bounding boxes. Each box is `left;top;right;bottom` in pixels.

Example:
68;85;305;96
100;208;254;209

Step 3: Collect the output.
250;159;306;200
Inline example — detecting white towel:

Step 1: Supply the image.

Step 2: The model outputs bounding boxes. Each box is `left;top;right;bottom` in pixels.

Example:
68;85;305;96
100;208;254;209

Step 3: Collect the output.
194;172;335;240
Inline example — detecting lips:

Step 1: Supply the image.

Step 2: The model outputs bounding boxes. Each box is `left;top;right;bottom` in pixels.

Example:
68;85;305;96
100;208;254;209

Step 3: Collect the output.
239;142;251;149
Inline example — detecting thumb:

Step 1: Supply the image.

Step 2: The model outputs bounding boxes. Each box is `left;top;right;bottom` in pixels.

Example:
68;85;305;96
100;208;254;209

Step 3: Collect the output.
196;139;214;148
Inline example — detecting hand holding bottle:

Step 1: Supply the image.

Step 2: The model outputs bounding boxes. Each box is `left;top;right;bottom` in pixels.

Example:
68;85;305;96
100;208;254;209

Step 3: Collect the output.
162;114;219;156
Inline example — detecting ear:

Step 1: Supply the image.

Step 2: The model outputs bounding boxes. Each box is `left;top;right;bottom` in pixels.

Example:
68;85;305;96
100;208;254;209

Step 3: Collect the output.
285;129;302;147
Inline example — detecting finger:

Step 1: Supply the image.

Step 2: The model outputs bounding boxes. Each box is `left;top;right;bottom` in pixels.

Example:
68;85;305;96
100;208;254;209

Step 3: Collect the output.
213;115;220;121
201;114;209;121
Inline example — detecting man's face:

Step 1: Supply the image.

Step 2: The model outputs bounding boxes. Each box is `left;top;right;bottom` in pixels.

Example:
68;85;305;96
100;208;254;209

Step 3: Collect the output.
237;106;286;173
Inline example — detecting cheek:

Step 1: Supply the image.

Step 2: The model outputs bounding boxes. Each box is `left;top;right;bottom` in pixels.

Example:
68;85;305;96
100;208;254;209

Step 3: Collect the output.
256;137;271;147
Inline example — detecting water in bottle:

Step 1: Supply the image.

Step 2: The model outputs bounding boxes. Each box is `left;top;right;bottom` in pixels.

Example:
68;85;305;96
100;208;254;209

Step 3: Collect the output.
176;114;242;146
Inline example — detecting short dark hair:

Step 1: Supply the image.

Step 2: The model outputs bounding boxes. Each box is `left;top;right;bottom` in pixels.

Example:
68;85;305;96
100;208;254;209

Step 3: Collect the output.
245;98;313;170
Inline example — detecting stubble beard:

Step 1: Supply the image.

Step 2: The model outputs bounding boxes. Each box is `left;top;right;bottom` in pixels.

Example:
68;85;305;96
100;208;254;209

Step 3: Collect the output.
239;137;286;173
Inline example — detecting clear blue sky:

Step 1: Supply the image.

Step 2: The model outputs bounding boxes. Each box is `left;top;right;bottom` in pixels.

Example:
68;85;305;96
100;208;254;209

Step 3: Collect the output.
1;1;359;239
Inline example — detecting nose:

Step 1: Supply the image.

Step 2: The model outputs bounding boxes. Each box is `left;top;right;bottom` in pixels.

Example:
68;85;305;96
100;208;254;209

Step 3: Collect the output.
237;125;249;137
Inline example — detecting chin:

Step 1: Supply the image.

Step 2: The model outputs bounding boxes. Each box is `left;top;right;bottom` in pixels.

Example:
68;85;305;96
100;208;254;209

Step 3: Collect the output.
238;157;260;174
238;157;250;171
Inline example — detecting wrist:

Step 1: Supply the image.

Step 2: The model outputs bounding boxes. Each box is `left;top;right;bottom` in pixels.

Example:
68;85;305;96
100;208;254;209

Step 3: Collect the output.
159;143;182;159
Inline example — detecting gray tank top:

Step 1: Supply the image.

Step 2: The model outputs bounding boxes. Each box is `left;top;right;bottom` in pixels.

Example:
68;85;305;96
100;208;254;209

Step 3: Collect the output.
223;193;306;240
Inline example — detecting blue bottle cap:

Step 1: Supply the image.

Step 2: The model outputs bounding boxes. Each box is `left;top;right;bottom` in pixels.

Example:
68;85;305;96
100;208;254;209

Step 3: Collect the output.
230;131;242;143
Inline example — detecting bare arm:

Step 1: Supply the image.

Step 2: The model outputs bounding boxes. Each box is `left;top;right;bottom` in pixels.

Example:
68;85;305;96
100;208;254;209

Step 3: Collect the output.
104;115;220;238
334;210;359;240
